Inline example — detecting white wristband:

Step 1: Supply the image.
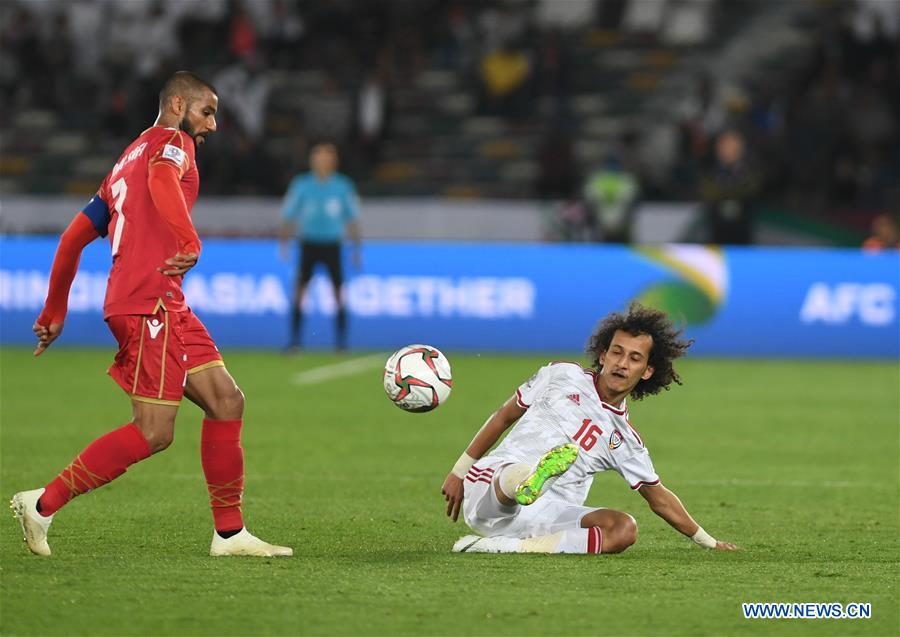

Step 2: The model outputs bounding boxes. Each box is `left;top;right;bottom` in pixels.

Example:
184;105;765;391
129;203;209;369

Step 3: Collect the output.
691;526;717;549
451;452;477;479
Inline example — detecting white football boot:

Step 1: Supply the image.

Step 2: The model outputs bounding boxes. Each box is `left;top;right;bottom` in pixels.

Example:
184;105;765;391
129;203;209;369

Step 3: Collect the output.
209;528;293;557
11;488;54;556
453;533;567;554
452;534;519;553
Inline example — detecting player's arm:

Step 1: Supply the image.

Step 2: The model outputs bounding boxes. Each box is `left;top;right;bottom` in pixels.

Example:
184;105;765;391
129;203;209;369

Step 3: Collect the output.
33;199;107;356
278;180;302;261
441;395;526;521
344;186;362;268
278;219;297;261
147;161;201;275
346;218;362;268
638;483;739;551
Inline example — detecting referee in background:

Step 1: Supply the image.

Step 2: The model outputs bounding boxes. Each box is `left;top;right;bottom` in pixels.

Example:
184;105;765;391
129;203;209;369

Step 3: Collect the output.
279;143;362;352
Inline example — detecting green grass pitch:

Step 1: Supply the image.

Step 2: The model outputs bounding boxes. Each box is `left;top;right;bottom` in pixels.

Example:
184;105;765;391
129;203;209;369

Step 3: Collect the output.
1;346;897;636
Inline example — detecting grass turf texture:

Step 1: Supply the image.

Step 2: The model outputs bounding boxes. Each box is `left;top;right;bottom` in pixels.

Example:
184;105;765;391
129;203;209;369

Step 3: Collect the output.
1;347;897;637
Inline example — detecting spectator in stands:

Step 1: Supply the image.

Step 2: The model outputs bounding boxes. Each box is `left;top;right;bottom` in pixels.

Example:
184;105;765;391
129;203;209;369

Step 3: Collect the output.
678;72;726;163
583;153;639;243
355;67;389;173
745;79;785;166
700;129;761;245
478;40;533;117
433;1;477;69
132;2;179;80
862;214;900;253
214;53;271;143
303;77;353;145
264;0;306;69
228;4;258;60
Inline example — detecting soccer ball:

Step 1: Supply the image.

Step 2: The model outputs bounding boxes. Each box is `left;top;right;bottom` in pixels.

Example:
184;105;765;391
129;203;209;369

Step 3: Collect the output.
383;344;453;412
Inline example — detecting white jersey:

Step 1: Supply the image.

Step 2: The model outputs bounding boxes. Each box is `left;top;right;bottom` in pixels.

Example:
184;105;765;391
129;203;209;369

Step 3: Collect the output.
489;361;660;505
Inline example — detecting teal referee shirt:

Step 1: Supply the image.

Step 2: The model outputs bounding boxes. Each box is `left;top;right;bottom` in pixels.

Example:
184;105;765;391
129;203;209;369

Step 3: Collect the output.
280;172;359;243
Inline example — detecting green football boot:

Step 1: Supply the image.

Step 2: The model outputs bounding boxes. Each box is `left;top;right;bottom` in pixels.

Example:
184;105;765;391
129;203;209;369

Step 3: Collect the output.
515;443;579;505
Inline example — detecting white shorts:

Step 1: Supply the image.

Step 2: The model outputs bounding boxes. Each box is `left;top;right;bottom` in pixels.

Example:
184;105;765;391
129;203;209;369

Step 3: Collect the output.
462;457;598;538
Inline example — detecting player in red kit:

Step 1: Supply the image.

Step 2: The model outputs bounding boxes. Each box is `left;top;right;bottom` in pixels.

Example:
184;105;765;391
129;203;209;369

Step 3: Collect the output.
11;71;292;558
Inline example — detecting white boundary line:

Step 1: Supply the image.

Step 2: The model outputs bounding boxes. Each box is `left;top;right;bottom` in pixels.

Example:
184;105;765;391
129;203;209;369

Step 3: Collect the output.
291;353;387;386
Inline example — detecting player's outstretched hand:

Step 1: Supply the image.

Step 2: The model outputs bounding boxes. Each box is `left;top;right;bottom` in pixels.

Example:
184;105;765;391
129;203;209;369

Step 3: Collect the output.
715;540;741;551
159;252;198;276
33;321;63;356
441;473;464;522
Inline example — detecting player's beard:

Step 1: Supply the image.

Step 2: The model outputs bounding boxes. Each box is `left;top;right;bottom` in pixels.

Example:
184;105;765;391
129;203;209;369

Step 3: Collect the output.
180;117;207;148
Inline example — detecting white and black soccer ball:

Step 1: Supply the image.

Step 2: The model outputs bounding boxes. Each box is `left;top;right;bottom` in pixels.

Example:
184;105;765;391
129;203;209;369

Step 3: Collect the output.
383;344;453;412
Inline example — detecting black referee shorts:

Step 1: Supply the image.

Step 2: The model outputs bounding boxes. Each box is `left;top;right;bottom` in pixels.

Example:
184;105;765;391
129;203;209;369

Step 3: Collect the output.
297;241;343;289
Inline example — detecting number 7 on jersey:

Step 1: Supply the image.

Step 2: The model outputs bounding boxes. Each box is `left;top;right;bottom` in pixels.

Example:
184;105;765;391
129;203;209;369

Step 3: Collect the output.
110;177;128;255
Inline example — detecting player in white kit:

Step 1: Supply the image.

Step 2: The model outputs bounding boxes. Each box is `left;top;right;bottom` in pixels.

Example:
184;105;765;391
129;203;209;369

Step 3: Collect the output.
441;304;739;554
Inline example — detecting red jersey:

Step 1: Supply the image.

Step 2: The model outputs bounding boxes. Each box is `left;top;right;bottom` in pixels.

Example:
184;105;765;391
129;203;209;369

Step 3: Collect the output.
98;126;200;317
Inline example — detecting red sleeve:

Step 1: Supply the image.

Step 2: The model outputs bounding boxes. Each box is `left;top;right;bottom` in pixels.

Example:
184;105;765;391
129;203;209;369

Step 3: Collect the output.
147;161;201;256
36;213;101;326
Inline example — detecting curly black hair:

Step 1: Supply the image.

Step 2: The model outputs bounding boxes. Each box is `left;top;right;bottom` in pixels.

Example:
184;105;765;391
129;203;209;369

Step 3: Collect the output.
585;302;693;400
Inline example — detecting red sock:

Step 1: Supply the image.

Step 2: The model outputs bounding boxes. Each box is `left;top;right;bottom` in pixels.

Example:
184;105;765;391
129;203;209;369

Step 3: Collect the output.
201;419;244;532
38;423;151;516
587;526;603;554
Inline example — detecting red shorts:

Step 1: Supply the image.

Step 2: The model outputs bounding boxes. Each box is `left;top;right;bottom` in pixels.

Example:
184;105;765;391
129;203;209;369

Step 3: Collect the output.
107;307;224;405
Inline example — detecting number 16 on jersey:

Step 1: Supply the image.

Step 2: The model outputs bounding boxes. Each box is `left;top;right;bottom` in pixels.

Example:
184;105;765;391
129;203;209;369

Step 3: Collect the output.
573;419;603;451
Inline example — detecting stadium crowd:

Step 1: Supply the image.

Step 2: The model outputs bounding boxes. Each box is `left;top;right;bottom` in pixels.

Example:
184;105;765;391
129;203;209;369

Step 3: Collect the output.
1;0;897;243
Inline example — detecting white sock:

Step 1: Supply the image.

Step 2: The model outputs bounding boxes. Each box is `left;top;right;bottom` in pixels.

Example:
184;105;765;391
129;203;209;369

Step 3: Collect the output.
559;527;602;553
465;528;603;554
520;527;603;554
497;463;531;500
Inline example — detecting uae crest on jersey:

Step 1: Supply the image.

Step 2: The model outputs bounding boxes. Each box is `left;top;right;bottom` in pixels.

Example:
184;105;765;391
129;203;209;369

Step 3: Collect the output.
609;430;623;450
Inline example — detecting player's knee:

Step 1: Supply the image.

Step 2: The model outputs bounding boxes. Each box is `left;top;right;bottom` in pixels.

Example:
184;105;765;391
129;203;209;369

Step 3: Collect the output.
218;385;245;419
132;407;176;453
138;424;175;453
151;430;175;453
620;514;638;549
229;385;245;416
603;514;638;554
202;382;244;421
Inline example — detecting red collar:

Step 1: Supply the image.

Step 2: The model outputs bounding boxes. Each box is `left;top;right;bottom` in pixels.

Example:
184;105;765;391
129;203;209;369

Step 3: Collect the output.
585;369;628;415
